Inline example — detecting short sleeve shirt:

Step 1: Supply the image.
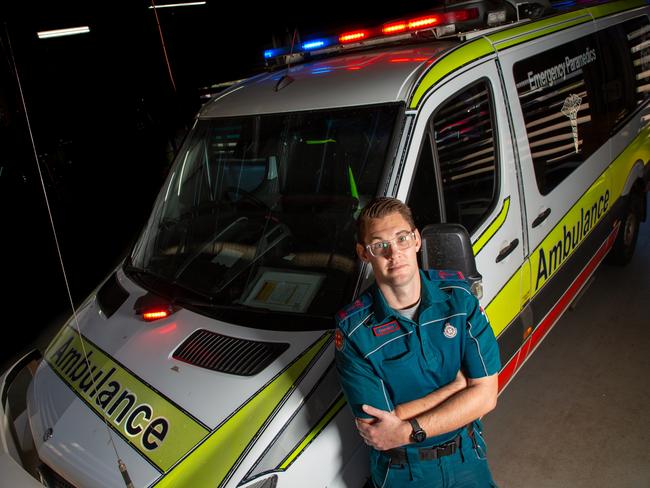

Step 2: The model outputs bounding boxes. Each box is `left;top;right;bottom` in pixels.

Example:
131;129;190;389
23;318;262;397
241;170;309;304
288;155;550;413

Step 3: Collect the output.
334;269;500;446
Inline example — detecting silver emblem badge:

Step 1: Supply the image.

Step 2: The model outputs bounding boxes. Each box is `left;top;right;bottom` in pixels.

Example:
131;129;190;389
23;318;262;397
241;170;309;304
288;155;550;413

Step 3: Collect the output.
443;323;457;339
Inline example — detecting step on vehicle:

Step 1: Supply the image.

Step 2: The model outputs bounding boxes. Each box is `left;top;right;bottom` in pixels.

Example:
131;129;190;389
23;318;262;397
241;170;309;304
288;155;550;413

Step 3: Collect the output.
2;0;649;486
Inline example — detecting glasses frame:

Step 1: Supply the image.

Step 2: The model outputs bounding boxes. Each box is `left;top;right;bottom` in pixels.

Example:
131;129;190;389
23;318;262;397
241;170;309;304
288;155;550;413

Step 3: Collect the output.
365;231;417;258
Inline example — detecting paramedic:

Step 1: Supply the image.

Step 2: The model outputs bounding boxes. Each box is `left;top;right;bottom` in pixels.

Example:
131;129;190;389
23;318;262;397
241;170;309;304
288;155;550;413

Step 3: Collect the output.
335;197;500;487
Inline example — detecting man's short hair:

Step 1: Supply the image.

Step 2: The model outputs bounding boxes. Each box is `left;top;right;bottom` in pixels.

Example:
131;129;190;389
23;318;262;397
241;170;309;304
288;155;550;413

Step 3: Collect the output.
357;197;416;243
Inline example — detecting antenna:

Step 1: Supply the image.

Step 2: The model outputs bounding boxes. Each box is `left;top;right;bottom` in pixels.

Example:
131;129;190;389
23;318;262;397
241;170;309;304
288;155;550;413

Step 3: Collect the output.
3;21;134;488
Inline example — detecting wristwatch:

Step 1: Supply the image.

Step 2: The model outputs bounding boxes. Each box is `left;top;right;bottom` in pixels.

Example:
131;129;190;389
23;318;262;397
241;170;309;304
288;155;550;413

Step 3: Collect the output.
409;418;427;443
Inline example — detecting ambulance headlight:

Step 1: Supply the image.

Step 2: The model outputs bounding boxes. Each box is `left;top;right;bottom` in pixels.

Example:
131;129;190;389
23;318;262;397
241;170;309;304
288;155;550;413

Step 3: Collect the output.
245;475;278;488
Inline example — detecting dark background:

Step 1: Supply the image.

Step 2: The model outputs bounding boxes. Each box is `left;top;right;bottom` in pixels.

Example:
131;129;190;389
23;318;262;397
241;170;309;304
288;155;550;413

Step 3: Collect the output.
0;0;434;364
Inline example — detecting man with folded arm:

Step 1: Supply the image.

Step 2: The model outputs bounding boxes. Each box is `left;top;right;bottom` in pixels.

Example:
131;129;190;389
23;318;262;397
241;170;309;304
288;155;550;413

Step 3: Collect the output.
335;197;500;488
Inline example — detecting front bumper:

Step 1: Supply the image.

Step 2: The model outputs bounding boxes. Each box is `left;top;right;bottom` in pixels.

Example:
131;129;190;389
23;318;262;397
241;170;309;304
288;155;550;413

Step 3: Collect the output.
0;349;44;487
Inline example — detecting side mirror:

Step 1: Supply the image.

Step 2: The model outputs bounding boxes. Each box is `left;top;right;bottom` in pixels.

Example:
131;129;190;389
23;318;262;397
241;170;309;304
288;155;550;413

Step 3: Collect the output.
420;223;483;299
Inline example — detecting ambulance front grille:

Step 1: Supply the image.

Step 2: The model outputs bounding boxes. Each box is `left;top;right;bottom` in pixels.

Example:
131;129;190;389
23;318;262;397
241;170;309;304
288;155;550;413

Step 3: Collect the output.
172;329;289;376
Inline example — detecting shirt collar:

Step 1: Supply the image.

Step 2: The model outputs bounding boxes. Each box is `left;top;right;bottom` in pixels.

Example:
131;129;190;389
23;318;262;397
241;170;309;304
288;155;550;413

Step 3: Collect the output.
371;269;449;323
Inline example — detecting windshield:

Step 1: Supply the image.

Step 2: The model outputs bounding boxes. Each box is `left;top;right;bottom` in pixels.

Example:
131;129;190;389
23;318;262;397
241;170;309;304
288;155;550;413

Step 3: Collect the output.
128;104;402;330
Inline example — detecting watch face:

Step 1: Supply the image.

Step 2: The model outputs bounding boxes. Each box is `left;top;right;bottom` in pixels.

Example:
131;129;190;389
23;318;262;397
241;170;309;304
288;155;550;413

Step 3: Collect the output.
412;429;426;443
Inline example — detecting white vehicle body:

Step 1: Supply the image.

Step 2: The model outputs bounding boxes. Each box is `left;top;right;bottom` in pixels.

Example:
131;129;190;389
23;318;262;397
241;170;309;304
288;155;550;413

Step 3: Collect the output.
2;1;649;487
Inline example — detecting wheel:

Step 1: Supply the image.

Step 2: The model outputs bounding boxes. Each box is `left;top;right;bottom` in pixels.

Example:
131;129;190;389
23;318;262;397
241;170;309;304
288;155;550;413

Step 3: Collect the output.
606;192;642;266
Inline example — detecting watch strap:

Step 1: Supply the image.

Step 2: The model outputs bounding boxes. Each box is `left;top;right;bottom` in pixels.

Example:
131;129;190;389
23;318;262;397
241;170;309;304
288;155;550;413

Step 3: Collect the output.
409;418;426;442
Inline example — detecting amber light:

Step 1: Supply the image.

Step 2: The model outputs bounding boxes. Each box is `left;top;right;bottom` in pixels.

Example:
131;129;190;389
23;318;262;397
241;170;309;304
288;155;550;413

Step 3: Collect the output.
143;310;170;322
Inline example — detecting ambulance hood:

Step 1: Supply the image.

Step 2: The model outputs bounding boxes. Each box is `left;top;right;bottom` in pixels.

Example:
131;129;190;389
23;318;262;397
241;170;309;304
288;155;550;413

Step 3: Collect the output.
26;267;333;487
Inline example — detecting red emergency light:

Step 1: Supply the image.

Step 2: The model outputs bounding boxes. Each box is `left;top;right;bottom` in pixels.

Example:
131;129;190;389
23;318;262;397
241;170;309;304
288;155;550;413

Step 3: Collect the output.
342;7;479;47
408;16;441;30
339;30;371;43
143;310;171;322
134;292;178;322
382;22;408;35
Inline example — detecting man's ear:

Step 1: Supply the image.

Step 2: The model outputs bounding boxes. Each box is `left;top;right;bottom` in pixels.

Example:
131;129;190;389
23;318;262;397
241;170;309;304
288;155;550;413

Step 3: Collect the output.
414;229;422;253
356;243;370;262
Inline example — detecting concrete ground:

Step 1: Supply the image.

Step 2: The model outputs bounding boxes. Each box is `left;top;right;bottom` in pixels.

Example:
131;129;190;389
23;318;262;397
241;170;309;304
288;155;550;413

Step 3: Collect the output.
482;201;650;488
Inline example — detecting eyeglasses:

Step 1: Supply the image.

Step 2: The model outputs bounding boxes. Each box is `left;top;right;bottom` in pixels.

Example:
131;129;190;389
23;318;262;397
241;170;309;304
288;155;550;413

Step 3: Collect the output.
365;231;417;258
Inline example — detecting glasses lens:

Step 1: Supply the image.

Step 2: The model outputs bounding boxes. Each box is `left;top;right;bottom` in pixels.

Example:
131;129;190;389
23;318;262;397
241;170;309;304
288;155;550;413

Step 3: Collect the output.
372;242;388;257
397;233;414;249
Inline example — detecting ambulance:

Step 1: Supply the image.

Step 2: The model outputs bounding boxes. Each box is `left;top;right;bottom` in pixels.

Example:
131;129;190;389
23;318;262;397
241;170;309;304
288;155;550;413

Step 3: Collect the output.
1;0;649;486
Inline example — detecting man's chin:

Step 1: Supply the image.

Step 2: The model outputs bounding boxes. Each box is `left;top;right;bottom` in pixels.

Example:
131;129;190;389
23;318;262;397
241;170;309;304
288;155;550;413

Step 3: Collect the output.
384;268;415;285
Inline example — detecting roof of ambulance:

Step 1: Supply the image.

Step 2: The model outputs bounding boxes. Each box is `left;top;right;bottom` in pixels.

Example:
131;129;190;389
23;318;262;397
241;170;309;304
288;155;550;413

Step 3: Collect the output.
199;41;459;118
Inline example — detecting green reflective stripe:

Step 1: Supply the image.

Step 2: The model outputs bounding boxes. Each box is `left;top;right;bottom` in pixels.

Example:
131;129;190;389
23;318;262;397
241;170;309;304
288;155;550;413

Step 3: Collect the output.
410;1;647;109
487;11;591;50
489;0;645;51
154;333;332;488
409;38;494;109
44;327;209;473
487;124;650;337
278;394;346;470
472;197;510;256
587;0;646;19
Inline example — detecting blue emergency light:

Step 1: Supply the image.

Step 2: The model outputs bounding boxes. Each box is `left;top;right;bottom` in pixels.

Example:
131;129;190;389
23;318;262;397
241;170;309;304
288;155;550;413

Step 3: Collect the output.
302;39;329;51
264;48;288;59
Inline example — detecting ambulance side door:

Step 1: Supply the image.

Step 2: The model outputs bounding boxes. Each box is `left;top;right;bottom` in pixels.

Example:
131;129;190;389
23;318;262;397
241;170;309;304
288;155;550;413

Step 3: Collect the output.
398;58;528;371
495;19;616;331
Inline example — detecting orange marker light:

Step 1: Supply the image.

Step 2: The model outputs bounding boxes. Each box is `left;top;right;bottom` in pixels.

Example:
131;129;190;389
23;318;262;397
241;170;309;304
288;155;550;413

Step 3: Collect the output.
339;30;369;43
143;310;170;322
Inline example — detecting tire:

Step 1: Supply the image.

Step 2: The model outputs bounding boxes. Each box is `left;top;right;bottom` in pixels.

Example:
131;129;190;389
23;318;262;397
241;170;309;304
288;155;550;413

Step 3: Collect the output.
606;192;642;266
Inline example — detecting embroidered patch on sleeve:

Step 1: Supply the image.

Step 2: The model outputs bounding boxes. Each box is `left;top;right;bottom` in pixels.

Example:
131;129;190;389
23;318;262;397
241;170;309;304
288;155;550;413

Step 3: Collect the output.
438;270;465;280
372;320;401;337
335;329;345;351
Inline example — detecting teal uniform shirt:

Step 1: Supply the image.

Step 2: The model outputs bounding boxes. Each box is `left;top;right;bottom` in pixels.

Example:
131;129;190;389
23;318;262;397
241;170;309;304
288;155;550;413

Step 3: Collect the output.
335;269;500;448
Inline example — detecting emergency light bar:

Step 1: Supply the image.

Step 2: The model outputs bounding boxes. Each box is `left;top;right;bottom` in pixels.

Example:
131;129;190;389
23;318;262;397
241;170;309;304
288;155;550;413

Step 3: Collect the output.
338;9;479;45
263;1;503;66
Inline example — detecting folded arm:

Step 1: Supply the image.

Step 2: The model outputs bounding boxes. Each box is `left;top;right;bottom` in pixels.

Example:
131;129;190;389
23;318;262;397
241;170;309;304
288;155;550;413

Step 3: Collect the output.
356;373;497;450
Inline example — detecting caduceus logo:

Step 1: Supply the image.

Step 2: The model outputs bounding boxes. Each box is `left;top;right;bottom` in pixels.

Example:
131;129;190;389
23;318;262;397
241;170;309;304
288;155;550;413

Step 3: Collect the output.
561;93;583;153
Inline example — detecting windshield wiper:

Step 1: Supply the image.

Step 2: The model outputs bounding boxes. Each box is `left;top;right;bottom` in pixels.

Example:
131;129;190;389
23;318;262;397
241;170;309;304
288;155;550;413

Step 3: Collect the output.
172;216;249;282
123;263;214;302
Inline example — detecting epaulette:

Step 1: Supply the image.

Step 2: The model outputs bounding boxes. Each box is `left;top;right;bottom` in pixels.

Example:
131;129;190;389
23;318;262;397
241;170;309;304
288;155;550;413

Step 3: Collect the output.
335;292;372;322
425;269;472;296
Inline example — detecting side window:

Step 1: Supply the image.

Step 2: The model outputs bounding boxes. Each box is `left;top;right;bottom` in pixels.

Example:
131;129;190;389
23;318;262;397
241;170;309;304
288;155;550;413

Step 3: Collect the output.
621;16;650;108
513;34;603;195
407;131;442;230
597;17;650;133
433;80;499;234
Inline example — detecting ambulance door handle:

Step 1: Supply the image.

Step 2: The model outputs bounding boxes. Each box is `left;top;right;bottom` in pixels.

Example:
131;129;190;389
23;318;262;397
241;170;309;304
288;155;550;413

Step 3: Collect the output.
531;208;552;228
496;239;519;263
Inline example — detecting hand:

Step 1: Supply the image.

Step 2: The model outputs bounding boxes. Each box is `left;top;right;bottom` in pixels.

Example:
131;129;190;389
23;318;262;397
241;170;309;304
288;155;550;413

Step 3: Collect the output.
355;404;411;451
